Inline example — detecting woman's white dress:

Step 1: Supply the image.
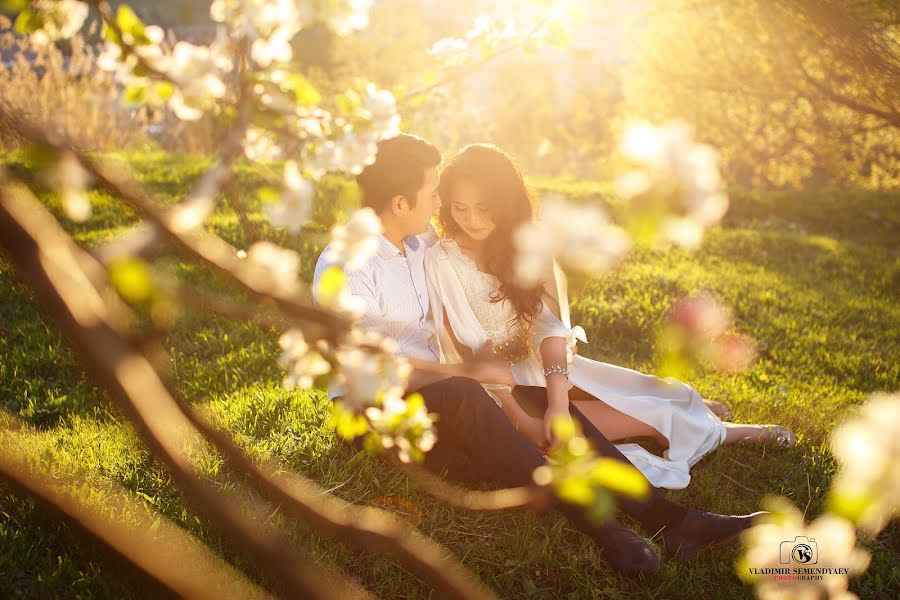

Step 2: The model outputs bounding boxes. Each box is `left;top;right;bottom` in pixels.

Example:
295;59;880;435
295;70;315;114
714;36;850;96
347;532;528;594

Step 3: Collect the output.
424;238;726;490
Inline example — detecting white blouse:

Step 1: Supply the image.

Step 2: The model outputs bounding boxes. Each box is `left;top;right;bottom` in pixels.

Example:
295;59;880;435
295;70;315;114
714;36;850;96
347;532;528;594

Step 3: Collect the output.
424;237;727;490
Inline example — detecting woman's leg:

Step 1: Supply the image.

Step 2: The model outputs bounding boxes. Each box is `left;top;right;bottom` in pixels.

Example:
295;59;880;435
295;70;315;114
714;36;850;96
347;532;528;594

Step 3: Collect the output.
568;387;669;447
722;422;796;447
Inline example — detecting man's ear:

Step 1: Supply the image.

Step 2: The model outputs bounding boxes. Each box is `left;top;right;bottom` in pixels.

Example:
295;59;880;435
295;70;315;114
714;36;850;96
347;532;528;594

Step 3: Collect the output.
390;194;409;216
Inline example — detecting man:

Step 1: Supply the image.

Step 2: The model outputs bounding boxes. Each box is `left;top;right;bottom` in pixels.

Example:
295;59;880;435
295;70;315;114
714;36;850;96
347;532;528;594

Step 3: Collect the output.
313;133;763;578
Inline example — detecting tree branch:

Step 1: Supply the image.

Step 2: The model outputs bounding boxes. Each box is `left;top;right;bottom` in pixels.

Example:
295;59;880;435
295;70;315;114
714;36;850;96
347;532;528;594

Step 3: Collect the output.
0;179;364;600
0;424;268;600
0;176;501;600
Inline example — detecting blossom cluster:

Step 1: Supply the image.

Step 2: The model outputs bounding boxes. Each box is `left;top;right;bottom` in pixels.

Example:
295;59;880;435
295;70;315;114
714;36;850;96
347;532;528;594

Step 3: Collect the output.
513;195;631;287
661;293;758;375
532;417;649;522
276;324;436;463
828;391;900;536
616;121;729;250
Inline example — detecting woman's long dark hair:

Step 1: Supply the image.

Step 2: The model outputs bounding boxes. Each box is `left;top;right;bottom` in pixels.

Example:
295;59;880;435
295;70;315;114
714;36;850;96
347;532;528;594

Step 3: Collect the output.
438;144;544;329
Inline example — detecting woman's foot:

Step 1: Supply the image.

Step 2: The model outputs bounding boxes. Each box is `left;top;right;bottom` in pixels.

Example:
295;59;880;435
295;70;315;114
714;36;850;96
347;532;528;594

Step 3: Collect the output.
704;399;732;420
724;423;796;448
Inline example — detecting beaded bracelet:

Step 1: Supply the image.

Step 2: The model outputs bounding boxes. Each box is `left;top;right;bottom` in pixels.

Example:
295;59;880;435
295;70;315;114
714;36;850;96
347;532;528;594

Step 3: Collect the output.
543;364;569;379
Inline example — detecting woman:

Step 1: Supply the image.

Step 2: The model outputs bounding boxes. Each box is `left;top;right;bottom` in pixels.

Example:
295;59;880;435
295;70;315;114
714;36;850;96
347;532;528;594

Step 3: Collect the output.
424;144;795;490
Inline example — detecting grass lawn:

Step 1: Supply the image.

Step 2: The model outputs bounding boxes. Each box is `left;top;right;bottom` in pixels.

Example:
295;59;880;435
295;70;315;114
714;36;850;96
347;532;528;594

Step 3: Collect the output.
1;152;898;599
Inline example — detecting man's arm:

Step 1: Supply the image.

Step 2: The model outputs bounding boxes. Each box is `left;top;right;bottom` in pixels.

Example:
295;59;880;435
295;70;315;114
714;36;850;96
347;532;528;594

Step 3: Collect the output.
313;253;513;393
406;346;514;393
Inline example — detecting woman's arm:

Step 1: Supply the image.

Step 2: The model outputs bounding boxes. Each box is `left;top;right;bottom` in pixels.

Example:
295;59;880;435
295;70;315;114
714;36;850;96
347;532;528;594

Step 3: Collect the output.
539;334;574;446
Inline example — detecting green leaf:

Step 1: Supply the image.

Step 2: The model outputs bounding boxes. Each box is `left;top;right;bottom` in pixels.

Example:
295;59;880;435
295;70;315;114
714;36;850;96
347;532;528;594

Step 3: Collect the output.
155;81;174;101
132;61;150;78
335;90;361;115
588;457;650;500
657;351;694;381
316;266;346;303
328;401;369;441
108;257;153;304
116;5;148;44
102;23;121;44
13;9;42;35
550;414;578;442
0;0;27;12
404;393;424;413
123;84;148;106
587;491;616;524
555;477;594;506
256;186;280;204
280;73;322;107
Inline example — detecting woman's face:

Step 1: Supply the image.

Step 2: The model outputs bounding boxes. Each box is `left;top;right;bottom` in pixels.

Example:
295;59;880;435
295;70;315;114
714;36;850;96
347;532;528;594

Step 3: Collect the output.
449;180;495;241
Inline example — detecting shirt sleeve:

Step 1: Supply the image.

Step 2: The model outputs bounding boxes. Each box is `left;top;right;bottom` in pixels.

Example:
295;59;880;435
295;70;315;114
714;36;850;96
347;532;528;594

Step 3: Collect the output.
313;247;383;332
344;269;383;331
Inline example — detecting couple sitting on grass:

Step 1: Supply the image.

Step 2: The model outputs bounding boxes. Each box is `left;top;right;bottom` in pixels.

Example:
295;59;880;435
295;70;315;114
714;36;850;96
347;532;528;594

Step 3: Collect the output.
313;133;796;577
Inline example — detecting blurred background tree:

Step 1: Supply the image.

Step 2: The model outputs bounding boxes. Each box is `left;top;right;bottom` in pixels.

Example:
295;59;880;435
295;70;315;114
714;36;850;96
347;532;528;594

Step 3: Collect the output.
622;0;900;190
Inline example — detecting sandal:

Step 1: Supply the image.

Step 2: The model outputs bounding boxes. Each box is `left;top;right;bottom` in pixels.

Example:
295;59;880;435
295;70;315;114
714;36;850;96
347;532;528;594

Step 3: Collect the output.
746;424;796;449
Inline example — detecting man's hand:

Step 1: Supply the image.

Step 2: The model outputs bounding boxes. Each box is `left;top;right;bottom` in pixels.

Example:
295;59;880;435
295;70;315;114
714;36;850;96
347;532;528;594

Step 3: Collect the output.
466;340;515;387
517;414;550;451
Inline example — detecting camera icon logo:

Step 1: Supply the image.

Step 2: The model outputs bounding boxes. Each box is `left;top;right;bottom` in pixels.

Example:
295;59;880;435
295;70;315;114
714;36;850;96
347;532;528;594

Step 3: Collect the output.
780;536;818;564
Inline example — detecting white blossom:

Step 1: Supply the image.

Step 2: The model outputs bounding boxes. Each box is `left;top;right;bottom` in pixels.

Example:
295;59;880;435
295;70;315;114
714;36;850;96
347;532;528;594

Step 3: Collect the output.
830;391;900;536
428;37;468;59
54;153;92;222
210;0;308;66
513;196;631;286
28;1;88;45
739;499;870;600
277;328;331;389
243;127;283;161
363;84;401;140
616;120;729;249
239;241;301;294
324;208;383;271
365;394;437;463
334;330;411;411
263;161;315;233
161;40;233;120
329;0;373;36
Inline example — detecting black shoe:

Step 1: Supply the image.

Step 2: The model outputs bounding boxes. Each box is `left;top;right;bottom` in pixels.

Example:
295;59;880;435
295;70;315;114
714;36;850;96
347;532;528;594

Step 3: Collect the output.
660;509;768;560
597;518;661;577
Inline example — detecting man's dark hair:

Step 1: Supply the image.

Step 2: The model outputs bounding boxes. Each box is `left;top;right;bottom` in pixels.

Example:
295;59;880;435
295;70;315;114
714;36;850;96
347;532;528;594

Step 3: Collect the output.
356;134;441;213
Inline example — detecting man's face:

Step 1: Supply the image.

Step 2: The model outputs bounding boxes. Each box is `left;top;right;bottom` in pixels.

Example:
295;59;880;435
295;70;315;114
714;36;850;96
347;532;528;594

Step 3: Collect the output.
402;166;441;235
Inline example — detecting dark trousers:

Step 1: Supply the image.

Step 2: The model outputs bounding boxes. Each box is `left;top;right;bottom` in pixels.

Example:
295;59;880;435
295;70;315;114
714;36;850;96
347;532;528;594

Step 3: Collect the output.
411;377;685;537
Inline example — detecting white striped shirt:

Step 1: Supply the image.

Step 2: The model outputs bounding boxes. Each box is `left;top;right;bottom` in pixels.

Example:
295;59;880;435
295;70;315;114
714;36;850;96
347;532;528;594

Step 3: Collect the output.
313;226;440;364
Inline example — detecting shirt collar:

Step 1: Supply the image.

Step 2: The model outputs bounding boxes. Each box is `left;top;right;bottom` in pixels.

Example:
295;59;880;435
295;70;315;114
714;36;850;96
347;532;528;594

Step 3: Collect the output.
375;235;403;260
376;223;437;259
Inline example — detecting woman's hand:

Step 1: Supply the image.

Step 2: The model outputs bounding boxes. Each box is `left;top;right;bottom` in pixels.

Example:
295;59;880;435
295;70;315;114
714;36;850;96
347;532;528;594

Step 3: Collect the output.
543;404;573;450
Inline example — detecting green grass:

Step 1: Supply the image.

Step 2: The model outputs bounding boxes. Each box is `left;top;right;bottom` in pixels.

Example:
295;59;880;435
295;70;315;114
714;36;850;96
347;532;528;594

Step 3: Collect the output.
1;152;898;599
